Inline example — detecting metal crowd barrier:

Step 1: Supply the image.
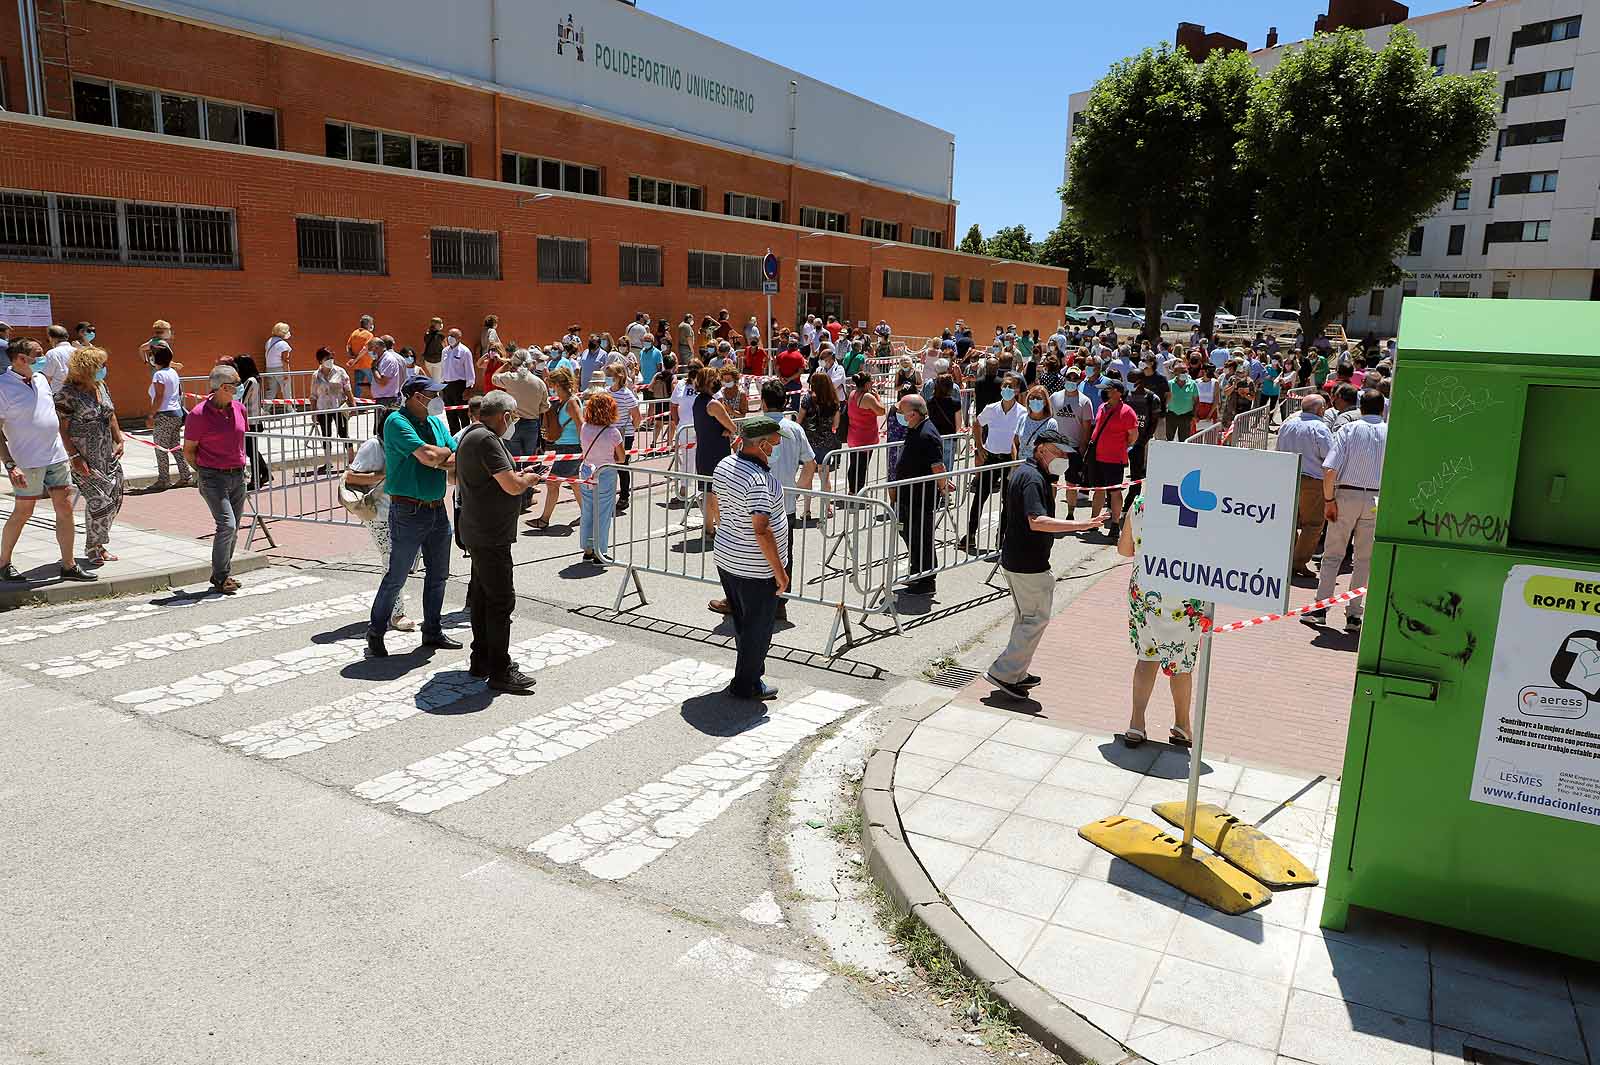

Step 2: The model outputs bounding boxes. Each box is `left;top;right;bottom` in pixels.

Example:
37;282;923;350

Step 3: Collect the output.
242;431;367;549
606;466;903;656
823;431;971;494
861;458;1024;590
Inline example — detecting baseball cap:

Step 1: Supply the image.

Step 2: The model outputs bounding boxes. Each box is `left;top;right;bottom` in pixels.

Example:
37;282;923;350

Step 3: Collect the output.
740;415;782;439
1031;428;1068;448
402;373;445;397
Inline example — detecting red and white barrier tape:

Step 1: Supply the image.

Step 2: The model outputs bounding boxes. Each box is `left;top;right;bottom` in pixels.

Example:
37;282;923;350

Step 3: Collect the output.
125;435;183;454
1203;587;1367;635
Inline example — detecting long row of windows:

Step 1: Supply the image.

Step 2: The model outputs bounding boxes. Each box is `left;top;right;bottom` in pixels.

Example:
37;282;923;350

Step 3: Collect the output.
1407;216;1572;258
73;78;277;149
325;120;466;175
1;188;237;267
1495;119;1564;160
503;152;602;196
1431;16;1580;77
883;270;933;300
1503;66;1573;109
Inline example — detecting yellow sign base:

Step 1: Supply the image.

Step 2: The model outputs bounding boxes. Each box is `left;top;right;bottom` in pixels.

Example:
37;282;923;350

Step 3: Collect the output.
1152;801;1319;888
1077;816;1272;915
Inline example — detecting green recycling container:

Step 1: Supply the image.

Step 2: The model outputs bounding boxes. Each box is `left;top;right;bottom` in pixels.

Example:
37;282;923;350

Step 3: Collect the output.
1322;298;1600;961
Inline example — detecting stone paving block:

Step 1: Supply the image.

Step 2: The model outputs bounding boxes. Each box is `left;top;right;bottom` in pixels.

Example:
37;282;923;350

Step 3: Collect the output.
922;703;1007;738
927;763;1037;812
1020;923;1162;1013
991;717;1083;755
1149;748;1245;792
1140;955;1290;1049
959;738;1062;782
1431;965;1587;1062
1050;876;1186;953
905;832;974;890
945;895;1045;964
1043;756;1144;801
946;851;1072;922
898;794;1007;848
985;812;1100;873
912;901;1016;987
1429;1025;1585;1065
1276;988;1431;1065
1126;1020;1276;1065
1430;925;1575;997
1292;932;1429;1022
1057;993;1136;1044
1013;782;1124;828
1166;901;1304;985
892;751;953;792
991;975;1143;1065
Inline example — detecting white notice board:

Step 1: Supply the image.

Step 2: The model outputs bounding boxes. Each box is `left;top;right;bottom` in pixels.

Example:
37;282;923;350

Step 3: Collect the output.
1137;442;1300;613
0;293;53;327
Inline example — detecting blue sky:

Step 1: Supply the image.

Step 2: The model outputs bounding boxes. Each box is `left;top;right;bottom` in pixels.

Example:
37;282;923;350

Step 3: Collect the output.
646;0;1464;243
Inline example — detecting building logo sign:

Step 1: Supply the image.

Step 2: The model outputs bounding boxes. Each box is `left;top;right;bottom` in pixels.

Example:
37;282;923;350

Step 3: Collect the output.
555;14;586;61
1162;470;1217;528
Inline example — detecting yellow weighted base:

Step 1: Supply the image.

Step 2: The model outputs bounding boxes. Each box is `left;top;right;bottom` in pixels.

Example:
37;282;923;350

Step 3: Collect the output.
1152;801;1319;889
1078;816;1272;915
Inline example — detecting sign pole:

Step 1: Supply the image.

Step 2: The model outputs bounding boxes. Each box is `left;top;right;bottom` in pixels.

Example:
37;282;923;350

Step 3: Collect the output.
1180;602;1216;854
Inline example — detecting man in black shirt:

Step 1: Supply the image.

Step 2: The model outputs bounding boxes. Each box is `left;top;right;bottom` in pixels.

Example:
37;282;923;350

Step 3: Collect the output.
456;391;540;693
983;429;1107;700
1123;369;1164;521
892;394;948;596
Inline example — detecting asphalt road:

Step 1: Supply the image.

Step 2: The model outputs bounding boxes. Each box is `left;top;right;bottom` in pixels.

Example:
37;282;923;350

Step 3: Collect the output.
0;466;1119;1065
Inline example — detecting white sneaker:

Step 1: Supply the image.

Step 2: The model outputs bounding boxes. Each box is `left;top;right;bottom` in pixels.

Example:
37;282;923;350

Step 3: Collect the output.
390;614;417;633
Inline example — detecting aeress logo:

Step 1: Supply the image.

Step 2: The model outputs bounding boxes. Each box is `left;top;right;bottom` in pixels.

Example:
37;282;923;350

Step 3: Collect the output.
1162;469;1218;528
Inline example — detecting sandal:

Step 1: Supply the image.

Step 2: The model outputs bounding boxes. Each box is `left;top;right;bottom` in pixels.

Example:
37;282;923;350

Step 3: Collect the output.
1122;727;1147;748
526;517;549;529
90;549;119;564
1169;726;1193;749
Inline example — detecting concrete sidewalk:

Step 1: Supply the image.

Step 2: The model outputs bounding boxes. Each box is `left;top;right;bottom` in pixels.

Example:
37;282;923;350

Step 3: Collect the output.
870;699;1600;1065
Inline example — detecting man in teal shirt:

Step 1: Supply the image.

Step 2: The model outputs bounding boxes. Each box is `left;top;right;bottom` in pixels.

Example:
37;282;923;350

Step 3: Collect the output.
368;373;460;659
1164;365;1199;440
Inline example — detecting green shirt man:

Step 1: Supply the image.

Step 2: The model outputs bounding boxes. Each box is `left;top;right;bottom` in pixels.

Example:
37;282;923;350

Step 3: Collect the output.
383;398;456;500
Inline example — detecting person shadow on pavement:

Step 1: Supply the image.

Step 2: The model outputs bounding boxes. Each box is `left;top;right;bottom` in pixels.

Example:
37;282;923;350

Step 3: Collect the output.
680;691;770;737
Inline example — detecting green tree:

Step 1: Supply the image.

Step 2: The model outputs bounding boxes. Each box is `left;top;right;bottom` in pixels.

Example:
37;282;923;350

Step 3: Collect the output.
1062;45;1200;341
1171;48;1264;339
957;223;985;255
1242;26;1497;337
1037;218;1113;306
983;224;1037;263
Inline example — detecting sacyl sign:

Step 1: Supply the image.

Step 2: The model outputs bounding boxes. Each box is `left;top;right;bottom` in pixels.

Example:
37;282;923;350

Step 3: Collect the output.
1140;443;1300;613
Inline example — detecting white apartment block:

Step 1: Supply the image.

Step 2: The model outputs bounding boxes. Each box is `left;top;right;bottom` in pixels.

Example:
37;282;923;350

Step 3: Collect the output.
1065;0;1600;337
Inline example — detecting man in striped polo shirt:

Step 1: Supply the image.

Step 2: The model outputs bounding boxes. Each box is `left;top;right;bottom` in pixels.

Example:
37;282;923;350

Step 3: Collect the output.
712;416;790;701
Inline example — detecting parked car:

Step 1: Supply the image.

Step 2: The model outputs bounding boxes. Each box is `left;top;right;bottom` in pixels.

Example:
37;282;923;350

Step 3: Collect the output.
1259;308;1301;324
1161;309;1200;330
1173;303;1238;328
1106;307;1146;329
1068;305;1108;325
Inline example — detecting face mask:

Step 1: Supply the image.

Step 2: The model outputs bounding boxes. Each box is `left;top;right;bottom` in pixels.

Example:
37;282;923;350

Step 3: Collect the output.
499;416;517;441
895;412;911;428
1065;383;1079;394
1047;456;1072;477
84;331;96;343
30;358;46;374
404;355;415;366
1028;398;1045;414
1000;387;1016;402
94;367;107;381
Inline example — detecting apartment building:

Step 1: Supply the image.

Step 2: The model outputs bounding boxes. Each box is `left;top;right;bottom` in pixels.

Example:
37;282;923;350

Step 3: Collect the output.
1064;0;1599;337
1;0;1066;412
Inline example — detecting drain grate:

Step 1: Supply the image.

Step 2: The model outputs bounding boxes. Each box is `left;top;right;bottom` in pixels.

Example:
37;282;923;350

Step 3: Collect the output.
928;665;981;689
1464;1047;1542;1065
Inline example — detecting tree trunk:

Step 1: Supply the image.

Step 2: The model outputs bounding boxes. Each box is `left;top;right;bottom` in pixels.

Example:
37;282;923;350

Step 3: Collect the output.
1304;293;1341;346
1198;299;1217;343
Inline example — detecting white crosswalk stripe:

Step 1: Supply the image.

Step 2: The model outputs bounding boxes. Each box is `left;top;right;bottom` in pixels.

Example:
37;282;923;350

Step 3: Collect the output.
673;936;827;1009
351;658;730;814
219;629;611;760
23;591;368;678
0;574;323;646
530;690;863;881
114;620;467;716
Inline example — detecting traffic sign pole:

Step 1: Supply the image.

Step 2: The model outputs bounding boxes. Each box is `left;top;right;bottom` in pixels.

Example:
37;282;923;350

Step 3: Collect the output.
763;249;780;348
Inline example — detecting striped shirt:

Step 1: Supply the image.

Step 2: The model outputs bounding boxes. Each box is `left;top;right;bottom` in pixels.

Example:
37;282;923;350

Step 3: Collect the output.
712;453;788;579
609;386;640;435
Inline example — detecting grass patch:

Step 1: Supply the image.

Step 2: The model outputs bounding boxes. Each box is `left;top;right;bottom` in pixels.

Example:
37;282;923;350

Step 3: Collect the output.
921;653;958;680
891;910;1018;1046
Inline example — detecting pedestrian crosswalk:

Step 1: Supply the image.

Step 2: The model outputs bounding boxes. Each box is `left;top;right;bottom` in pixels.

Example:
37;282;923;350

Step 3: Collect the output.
4;570;868;908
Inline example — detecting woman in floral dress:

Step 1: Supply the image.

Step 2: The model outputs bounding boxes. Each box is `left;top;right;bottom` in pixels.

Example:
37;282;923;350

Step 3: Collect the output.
56;346;126;564
1117;494;1204;748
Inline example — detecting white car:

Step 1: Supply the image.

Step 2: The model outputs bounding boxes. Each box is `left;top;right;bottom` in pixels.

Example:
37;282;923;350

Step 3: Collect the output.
1068;305;1107;325
1106;307;1146;329
1173;303;1238;328
1259;308;1301;324
1161;309;1200;330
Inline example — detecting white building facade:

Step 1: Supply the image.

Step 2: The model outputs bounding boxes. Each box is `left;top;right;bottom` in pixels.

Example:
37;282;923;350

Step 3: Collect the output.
1065;0;1600;337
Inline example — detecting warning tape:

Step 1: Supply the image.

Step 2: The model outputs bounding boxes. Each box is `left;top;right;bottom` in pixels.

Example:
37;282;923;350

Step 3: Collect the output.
124;434;183;455
1203;587;1368;635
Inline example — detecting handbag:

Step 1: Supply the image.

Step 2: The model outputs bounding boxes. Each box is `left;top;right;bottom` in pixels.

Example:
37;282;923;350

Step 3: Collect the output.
541;402;563;443
338;471;380;523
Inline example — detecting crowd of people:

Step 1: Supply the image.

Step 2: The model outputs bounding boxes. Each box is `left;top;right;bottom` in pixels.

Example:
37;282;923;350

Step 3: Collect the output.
0;305;1393;710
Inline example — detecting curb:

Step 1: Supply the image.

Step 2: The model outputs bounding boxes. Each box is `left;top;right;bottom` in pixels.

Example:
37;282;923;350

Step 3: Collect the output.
0;551;271;610
860;698;1151;1065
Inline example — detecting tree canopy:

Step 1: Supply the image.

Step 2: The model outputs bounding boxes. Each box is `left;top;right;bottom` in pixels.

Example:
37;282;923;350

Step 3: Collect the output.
1037;219;1113;306
957;224;984;255
983;224;1037;263
1242;26;1497;335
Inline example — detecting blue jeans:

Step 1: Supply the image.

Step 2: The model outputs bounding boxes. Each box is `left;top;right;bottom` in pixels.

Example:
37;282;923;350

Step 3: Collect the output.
505;417;541;462
369;498;451;637
196;467;246;586
579;466;618;557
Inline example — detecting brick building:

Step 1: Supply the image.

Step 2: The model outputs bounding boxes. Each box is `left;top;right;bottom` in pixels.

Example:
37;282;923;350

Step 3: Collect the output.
1;0;1067;413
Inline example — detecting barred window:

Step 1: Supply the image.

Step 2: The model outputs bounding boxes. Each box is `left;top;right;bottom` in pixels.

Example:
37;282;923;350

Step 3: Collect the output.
688;250;763;291
882;270;933;300
799;206;848;233
537;237;589;283
969;278;985;303
725;192;783;223
1014;283;1028;305
296;217;384;274
502;152;601;195
430;228;500;280
943;275;961;301
1032;285;1062;306
911;227;944;248
0;188;237;268
629;175;703;211
619;243;663;287
860;217;900;242
992;280;1007;304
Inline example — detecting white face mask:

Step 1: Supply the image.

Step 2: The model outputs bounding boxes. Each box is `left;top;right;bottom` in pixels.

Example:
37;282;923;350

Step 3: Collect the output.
1047;456;1072;477
499;415;518;440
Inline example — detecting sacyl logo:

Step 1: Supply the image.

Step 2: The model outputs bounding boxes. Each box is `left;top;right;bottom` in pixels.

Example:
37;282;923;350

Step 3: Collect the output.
1162;470;1217;528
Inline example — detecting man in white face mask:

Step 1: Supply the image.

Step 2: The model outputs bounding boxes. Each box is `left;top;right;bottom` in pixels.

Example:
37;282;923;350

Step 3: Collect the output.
454;390;541;693
982;427;1107;700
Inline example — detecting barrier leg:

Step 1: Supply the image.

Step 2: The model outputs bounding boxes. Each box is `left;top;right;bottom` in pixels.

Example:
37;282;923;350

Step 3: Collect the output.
613;564;648;612
824;601;855;658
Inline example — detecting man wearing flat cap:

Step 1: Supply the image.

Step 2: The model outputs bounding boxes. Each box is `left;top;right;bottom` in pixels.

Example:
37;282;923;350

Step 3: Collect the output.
711;416;790;701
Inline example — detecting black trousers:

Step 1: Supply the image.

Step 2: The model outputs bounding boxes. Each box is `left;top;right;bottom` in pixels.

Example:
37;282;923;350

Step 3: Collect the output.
898;492;937;582
466;543;515;680
443;380;469;433
717;567;779;698
846;450;871;495
618;435;633;509
966;459;1008;542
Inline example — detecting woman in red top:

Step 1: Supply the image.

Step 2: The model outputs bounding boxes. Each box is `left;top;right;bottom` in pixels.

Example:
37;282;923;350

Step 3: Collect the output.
1086;379;1140;540
842;370;886;495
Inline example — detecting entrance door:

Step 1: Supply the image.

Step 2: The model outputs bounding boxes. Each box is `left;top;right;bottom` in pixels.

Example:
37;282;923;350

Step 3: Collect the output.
797;262;826;328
